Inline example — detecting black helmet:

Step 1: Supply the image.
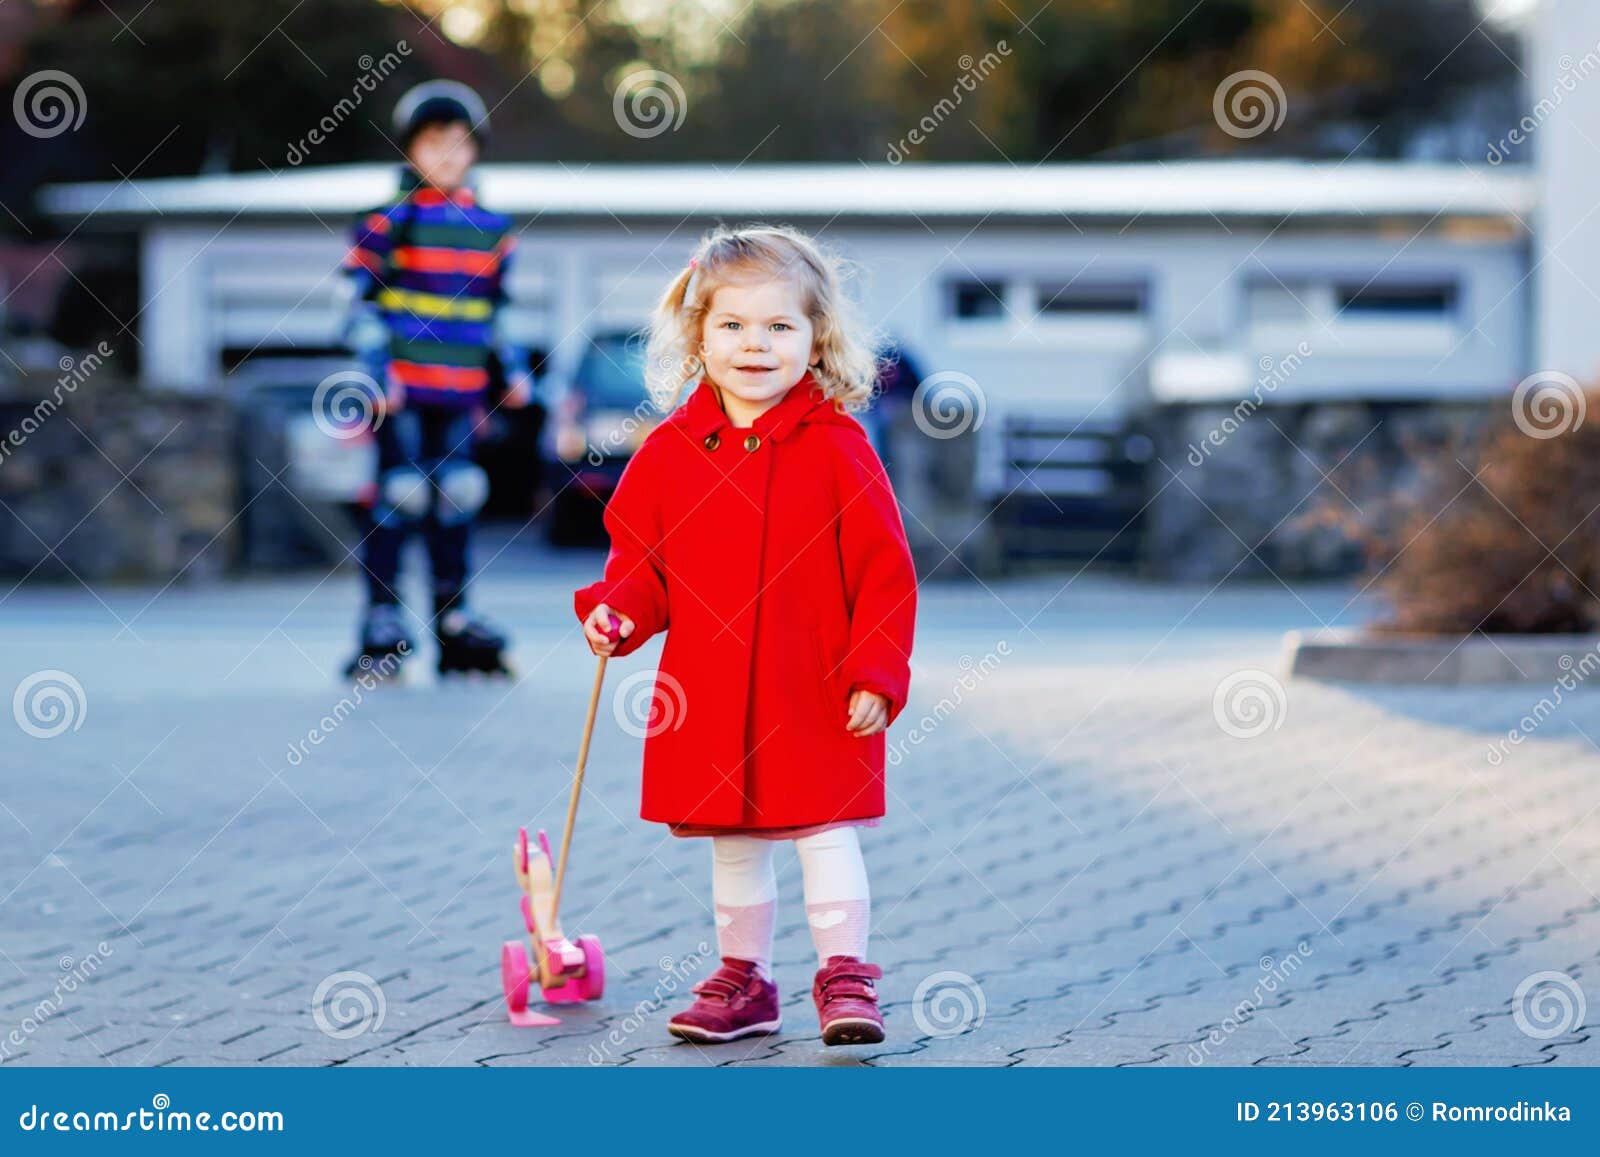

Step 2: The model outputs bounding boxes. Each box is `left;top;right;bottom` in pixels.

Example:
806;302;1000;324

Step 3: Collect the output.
392;80;490;148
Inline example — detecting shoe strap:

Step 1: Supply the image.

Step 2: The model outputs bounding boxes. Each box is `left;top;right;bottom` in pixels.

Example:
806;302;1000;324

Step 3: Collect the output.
821;976;878;1001
691;968;754;1003
819;962;881;1004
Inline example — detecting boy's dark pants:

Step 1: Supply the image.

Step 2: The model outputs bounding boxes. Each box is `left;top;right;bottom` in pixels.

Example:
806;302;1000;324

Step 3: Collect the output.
359;404;483;624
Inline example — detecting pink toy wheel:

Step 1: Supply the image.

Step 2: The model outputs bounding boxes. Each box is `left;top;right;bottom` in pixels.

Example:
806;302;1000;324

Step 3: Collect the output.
501;940;531;1012
577;934;605;1000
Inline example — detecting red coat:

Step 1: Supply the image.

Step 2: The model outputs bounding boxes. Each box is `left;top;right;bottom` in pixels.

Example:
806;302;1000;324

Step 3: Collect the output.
573;372;917;830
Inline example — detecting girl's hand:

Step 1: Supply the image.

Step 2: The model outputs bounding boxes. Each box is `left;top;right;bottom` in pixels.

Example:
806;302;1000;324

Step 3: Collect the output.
846;689;890;737
582;603;633;656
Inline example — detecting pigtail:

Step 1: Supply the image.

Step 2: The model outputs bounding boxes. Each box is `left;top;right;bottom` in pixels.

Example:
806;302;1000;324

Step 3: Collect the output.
786;236;882;409
642;261;704;410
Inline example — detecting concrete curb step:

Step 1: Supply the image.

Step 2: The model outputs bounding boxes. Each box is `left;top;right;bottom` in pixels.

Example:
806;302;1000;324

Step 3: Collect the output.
1283;629;1600;685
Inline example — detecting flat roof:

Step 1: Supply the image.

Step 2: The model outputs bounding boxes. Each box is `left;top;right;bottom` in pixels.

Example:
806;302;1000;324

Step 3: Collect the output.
39;161;1535;227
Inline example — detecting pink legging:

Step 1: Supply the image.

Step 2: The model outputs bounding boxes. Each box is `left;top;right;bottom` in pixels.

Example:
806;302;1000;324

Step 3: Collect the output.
710;827;870;978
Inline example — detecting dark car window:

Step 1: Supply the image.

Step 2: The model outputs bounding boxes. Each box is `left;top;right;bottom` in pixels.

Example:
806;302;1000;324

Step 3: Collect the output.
577;336;650;409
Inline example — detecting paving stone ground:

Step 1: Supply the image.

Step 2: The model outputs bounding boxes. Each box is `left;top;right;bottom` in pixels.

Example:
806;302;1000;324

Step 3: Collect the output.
2;531;1597;1067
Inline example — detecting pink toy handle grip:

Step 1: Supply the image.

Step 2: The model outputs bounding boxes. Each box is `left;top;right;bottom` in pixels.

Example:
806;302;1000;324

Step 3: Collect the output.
603;611;621;646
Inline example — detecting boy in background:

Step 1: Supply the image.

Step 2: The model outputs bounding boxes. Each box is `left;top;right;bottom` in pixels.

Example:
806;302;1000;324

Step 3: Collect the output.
340;80;531;678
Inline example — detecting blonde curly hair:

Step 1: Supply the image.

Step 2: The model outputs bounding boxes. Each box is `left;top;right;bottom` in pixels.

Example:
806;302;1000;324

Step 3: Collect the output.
642;223;884;411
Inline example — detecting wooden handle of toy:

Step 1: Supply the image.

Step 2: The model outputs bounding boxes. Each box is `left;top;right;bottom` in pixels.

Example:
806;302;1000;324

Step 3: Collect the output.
552;651;607;925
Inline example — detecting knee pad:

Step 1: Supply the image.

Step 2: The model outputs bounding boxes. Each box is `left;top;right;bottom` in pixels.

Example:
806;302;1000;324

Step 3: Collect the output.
434;462;488;525
375;467;429;525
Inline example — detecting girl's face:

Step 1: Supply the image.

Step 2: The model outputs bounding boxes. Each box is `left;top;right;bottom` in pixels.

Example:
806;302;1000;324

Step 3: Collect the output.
699;277;819;412
408;121;477;191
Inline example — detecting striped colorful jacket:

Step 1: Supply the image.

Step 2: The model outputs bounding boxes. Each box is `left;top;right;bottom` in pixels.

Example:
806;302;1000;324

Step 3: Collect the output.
343;167;516;409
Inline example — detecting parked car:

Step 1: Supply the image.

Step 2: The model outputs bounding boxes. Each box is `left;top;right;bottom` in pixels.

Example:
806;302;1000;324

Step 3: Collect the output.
229;356;374;569
228;352;548;565
540;330;661;544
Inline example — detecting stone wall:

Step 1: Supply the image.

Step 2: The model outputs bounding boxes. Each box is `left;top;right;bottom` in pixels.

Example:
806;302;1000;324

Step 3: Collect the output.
0;374;236;583
1142;398;1494;582
0;371;1500;587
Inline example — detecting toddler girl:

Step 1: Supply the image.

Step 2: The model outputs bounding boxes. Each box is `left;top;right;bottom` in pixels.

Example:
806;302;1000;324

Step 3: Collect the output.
575;224;917;1045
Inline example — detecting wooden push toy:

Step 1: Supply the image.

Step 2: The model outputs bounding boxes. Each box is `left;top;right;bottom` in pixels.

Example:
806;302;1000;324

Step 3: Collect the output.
500;614;619;1026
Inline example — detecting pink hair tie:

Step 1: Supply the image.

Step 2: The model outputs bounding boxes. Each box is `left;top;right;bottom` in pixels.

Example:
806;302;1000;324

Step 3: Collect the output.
688;257;698;268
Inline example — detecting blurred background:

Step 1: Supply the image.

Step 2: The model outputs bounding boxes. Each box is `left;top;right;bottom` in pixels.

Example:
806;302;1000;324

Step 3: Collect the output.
0;0;1579;592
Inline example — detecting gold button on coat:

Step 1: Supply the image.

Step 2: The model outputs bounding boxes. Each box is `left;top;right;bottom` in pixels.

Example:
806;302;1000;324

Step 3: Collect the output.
703;433;719;450
743;434;761;452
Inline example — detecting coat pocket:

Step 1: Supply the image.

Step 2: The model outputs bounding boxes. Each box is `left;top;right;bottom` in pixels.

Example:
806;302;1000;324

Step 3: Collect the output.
812;634;850;714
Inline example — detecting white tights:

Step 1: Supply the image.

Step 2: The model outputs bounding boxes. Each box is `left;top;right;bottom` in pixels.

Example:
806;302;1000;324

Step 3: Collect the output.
710;827;871;977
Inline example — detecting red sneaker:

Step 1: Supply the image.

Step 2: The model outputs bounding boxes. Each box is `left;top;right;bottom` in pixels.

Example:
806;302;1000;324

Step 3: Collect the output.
812;955;885;1046
667;957;782;1043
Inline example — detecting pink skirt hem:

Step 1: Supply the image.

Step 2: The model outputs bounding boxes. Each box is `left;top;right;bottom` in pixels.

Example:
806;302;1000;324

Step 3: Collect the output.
667;816;882;841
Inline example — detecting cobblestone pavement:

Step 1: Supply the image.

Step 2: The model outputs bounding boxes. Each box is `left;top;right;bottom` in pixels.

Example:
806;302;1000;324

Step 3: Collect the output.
2;532;1597;1067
